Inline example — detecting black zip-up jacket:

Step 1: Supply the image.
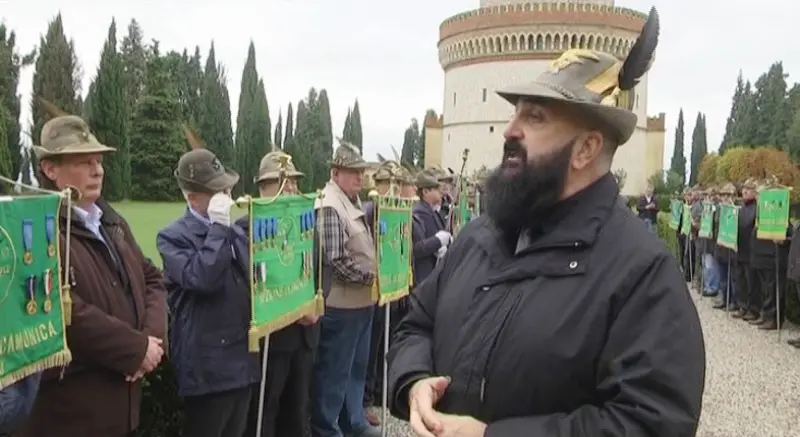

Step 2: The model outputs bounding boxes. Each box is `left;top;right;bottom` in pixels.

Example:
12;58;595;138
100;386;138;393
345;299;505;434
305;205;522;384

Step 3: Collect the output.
387;174;705;437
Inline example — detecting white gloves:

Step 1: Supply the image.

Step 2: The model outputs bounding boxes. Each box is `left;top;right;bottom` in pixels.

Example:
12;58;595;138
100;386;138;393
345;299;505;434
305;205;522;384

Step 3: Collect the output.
436;246;447;259
435;230;452;247
208;192;235;226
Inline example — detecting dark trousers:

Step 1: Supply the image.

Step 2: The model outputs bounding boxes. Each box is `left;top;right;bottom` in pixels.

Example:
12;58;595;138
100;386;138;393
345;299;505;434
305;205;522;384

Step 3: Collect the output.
679;235;695;281
364;305;383;408
244;347;314;437
184;386;252;437
736;263;761;314
757;267;784;323
718;258;737;306
310;306;373;437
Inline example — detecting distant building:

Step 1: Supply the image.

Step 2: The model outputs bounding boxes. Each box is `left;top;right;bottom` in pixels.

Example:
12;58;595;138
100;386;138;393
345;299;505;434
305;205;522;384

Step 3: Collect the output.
424;0;665;195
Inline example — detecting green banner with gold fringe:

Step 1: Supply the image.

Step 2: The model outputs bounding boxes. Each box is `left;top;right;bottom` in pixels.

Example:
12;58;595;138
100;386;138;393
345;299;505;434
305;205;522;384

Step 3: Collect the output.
247;194;323;352
699;202;714;238
374;195;413;305
757;188;791;241
717;204;739;251
680;204;692;236
0;194;71;389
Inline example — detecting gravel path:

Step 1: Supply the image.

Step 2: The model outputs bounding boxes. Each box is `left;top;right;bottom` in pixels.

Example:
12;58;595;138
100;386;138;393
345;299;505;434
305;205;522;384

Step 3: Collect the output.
376;290;800;437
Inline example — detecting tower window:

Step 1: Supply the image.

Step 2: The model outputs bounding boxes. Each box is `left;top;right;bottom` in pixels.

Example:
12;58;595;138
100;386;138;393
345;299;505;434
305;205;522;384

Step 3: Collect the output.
489;126;494;133
482;88;487;102
453;92;457;106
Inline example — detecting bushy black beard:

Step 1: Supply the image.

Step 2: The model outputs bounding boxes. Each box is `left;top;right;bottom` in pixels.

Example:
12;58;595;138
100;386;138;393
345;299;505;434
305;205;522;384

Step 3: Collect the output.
485;138;574;236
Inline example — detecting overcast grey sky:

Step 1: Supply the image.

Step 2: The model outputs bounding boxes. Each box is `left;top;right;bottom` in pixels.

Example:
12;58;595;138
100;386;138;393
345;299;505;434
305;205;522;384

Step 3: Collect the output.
2;0;794;168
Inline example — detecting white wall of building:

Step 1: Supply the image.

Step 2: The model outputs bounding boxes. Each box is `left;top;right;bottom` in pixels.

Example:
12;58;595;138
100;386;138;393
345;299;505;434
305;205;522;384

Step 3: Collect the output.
441;59;649;195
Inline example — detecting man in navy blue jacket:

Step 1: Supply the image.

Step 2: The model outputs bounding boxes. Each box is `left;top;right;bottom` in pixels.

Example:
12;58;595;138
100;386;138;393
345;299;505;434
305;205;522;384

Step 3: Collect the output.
157;141;259;437
0;374;41;435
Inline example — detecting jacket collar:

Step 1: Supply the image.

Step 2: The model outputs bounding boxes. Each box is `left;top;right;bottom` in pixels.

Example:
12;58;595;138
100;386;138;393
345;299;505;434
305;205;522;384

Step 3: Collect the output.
475;173;619;257
183;208;212;236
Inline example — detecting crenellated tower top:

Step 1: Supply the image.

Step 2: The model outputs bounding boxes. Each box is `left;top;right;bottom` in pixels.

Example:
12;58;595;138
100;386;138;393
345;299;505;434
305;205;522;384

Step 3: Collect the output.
480;0;614;6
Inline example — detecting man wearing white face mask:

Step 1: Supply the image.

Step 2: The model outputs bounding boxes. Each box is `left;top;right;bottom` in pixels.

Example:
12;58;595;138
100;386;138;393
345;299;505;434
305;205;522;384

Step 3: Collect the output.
157;129;259;437
412;169;452;284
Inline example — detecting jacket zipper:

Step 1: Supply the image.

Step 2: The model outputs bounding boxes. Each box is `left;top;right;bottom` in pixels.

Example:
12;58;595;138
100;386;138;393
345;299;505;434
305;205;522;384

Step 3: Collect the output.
479;290;522;409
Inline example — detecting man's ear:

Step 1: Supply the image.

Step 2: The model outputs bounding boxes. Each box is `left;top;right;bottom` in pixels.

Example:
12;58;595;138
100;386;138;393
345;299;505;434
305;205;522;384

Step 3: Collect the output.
40;160;58;180
571;131;604;171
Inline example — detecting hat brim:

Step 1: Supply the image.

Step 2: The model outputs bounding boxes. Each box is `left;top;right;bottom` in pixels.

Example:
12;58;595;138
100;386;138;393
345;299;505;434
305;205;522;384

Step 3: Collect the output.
33;141;117;160
331;161;371;170
496;82;638;145
176;168;240;193
255;170;305;183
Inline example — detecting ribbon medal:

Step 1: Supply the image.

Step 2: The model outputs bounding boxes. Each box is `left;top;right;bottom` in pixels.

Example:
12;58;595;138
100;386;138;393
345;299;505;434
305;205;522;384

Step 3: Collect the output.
44;269;54;313
26;275;38;315
254;218;263;250
22;218;34;265
46;214;56;257
259;262;267;286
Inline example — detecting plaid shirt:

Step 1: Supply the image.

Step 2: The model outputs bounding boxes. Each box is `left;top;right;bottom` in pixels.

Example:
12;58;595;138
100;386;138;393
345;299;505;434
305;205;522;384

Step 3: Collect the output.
318;207;375;285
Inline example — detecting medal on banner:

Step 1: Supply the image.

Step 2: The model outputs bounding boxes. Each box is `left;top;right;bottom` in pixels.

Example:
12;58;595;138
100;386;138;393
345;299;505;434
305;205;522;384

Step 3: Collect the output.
265;218;274;248
254;218;263;251
22;218;34;265
46;214;56;257
43;269;53;313
259;262;267;287
26;275;38;315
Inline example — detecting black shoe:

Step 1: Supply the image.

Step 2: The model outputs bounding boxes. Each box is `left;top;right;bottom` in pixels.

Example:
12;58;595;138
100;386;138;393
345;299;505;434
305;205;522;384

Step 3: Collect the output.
787;338;800;348
712;301;726;309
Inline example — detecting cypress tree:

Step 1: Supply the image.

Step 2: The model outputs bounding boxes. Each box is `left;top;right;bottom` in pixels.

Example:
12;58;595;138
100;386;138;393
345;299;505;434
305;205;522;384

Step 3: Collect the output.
0;24;34;179
294;99;312;191
120;19;147;118
735;82;759;146
669;109;686;185
129;45;184;200
315;89;334;188
198;43;234;166
274;111;283;150
0;105;12;193
689;112;707;186
350;100;363;152
234;42;259;195
342;108;352;144
88;19;129;200
752;63;787;147
720;72;745;153
30;14;81;174
237;79;271;195
284;104;294;152
401;119;420;166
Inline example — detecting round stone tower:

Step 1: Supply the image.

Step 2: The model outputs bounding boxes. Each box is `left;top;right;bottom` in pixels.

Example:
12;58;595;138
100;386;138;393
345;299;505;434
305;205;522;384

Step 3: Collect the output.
434;1;662;195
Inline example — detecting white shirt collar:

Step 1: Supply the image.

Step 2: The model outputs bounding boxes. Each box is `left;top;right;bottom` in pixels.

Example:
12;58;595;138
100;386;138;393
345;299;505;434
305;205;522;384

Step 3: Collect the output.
73;203;103;223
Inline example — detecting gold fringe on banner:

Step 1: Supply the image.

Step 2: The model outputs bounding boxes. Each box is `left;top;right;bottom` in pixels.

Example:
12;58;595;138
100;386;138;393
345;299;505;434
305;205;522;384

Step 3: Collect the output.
378;287;411;306
248;298;321;352
0;349;72;390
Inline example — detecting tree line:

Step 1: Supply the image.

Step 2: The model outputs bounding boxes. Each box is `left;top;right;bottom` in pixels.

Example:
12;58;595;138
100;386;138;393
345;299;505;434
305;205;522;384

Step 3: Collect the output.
661;61;800;195
0;15;439;199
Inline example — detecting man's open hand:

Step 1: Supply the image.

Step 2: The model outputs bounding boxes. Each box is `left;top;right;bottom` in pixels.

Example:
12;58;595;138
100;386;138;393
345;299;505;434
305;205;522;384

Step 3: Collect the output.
408;376;450;437
435;414;487;437
298;314;319;325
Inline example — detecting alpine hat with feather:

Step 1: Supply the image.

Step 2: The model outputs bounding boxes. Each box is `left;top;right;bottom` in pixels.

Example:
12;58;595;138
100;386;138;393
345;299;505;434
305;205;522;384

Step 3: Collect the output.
175;125;240;193
496;7;660;145
32;98;117;160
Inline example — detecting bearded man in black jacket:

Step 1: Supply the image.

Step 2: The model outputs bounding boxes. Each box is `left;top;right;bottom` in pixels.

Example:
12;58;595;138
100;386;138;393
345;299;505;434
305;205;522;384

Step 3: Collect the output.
387;8;705;437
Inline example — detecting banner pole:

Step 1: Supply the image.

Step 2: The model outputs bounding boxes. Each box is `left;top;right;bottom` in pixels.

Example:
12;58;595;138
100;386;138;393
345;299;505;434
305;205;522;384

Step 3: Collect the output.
255;336;270;437
381;304;390;437
726;253;732;312
775;243;782;342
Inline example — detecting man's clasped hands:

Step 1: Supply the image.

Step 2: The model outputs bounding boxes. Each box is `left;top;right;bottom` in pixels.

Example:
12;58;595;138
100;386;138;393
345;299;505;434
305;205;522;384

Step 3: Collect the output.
126;336;165;382
409;376;487;437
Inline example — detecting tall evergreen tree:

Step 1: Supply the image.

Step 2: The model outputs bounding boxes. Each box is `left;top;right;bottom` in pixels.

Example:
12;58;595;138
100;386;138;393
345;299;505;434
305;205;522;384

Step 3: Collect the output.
0;105;12;192
342;108;352;144
293;97;313;191
30;14;81;174
734;81;759;146
234;42;260;195
88;19;129;200
669;109;686;185
274;111;283;150
350;100;363;152
120;19;147;118
283;103;294;153
237;79;270;196
0;25;35;178
198;43;234;165
129;46;184;200
752;62;787;147
401;119;420;166
314;89;334;188
720;71;745;153
689;112;708;186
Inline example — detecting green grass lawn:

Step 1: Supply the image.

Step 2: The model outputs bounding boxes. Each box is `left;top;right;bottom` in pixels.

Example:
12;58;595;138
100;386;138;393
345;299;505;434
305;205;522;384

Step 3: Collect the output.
111;201;246;262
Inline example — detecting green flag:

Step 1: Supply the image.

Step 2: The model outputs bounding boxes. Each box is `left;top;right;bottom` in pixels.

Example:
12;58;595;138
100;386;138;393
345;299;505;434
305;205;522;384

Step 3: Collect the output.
0;194;72;388
756;188;791;241
374;195;413;305
669;200;682;230
247;194;323;352
699;202;714;238
716;204;738;251
680;204;692;235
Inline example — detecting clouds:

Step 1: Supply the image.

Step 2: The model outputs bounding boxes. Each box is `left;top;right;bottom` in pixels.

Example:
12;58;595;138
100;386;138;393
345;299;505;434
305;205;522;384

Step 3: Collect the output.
4;0;797;167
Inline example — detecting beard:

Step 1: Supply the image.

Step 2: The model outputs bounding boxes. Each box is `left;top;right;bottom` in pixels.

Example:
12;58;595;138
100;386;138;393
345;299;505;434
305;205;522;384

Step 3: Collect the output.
484;138;575;235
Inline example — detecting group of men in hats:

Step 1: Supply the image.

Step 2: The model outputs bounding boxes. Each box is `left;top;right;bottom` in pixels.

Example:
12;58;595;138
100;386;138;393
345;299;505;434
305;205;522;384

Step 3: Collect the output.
676;180;798;338
3;6;715;437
